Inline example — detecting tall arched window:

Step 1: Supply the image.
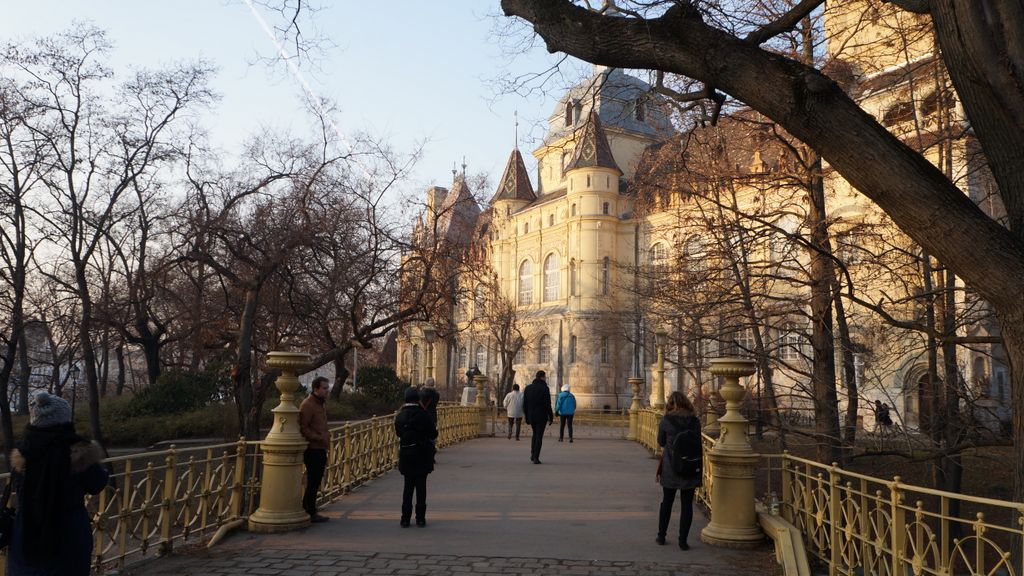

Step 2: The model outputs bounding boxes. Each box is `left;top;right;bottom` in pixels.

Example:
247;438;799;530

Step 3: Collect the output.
650;242;667;265
564;100;574;126
458;346;468;367
601;257;610;295
569;260;577;296
538;335;551;364
600;336;609;363
684;235;706;272
569;335;577;363
544;253;560;301
518;260;533;305
475;345;487;370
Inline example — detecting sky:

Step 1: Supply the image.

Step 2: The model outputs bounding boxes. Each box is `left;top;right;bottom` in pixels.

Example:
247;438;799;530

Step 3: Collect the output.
1;1;583;207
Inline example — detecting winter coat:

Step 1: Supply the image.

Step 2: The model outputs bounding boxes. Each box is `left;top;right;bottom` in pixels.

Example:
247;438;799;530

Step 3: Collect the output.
503;390;524;418
299;394;329;450
394;403;438;477
555;391;577;416
657;412;703;491
9;424;109;576
522;379;553;426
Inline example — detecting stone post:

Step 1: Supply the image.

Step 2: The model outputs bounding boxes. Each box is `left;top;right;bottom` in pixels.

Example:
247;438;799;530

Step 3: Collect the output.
701;357;763;548
474;372;489;436
626;377;644;441
249;351;313;533
654;341;666;410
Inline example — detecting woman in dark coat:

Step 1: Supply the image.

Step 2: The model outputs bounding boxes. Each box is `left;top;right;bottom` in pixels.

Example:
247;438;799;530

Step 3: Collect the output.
9;392;110;576
655;390;702;550
394;387;438;527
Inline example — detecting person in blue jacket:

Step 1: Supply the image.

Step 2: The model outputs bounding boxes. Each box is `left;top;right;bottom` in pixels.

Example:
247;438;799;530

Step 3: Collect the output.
555;384;577;443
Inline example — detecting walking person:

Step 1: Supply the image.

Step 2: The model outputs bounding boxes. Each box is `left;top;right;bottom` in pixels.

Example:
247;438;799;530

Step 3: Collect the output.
299;376;331;523
503;384;525;440
656;391;703;551
522;370;554;464
9;392;110;576
395;387;438;527
555;384;577;442
875;400;893;435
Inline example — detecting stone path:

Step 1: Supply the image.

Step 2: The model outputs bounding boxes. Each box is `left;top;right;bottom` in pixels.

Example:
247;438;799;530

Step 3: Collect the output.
123;430;778;575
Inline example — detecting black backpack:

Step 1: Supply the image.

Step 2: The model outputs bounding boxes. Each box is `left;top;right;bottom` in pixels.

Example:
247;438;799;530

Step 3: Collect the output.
669;418;702;477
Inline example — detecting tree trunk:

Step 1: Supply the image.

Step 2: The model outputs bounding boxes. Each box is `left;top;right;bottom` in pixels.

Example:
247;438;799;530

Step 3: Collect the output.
115;343;126;396
99;328;110;397
807;156;842;465
17;330;30;415
832;274;859;457
234;288;260;441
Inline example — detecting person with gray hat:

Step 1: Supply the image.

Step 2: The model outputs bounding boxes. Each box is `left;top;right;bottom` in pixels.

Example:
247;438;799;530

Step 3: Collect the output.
9;392;109;576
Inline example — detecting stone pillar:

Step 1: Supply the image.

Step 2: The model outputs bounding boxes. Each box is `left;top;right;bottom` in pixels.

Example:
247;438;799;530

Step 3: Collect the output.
249;351;312;533
701;357;763;548
474;373;489;436
654;342;666;410
627;377;644;441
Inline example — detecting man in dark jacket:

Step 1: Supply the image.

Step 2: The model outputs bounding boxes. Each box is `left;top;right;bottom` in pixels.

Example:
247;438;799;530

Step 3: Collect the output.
395;387;438;527
522;370;554;464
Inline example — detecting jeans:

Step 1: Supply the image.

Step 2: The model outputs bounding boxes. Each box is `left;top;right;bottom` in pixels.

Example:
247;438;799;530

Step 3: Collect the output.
558;415;574;440
507;417;522;439
401;473;428;522
303;448;328;515
658;487;696;544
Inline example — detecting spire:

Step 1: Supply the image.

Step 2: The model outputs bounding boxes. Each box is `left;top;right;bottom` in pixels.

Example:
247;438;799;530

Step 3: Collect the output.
491;148;536;204
565;110;622;175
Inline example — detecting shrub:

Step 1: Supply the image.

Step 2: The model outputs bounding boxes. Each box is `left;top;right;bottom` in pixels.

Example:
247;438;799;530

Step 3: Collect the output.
125;369;224;416
355;365;408;407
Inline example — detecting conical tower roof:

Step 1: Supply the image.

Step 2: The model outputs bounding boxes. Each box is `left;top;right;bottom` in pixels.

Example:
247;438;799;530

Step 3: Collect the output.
565;110;622;175
491;148;536;204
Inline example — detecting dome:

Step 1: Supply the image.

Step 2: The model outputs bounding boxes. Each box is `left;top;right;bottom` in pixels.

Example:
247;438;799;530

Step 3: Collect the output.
544;67;673;145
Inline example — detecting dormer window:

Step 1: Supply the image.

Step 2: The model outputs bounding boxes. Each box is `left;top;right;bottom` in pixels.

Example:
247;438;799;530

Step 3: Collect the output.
633;97;645;122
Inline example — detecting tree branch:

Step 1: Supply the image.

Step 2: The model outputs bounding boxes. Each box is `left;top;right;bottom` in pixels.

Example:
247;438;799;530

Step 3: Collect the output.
744;0;826;46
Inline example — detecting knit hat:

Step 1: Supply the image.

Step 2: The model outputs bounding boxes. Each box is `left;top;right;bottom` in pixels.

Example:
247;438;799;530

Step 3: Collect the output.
29;392;72;427
561;385;570;392
424;377;436;388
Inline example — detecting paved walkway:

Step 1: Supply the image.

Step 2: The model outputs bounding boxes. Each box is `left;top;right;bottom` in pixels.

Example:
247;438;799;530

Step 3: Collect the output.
124;429;778;575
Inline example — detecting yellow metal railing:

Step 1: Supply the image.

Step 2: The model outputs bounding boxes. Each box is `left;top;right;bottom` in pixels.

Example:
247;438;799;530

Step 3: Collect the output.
777;453;1024;576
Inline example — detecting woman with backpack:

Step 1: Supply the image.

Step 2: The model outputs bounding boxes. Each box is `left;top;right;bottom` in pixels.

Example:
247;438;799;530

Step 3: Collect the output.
655;390;702;550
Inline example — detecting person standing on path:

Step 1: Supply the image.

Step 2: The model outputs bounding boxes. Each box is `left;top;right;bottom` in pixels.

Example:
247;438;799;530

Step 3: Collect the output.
8;392;110;576
299;376;331;523
555;384;577;443
522;370;554;464
395;387;438;527
419;377;440;427
503;384;525;440
655;390;702;550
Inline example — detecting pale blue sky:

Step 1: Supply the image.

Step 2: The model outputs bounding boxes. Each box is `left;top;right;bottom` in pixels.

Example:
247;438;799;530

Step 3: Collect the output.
1;1;583;204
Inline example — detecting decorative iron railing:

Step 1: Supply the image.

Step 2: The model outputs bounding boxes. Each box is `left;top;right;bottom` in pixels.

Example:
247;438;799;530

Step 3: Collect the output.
773;453;1024;576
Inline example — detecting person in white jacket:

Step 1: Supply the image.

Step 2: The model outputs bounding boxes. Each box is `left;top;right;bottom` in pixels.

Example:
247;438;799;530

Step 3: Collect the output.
503;384;525;440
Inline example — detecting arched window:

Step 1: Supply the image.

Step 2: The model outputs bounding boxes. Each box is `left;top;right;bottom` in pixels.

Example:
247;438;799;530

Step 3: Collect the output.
544;253;560;301
515;346;525;365
518;260;533;305
602;202;610;215
524;221;530;234
601;257;610;295
548;214;554;227
650;242;668;265
538;335;551;364
600;336;609;363
475;345;487;371
586;174;591;187
571;203;577;217
569;260;577;296
564;100;574;126
779;323;802;361
684;235;706;271
458;346;468;367
569;335;578;363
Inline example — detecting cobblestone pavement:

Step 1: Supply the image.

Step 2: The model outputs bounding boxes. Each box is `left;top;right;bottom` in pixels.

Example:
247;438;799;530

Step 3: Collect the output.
128;549;770;575
119;431;778;575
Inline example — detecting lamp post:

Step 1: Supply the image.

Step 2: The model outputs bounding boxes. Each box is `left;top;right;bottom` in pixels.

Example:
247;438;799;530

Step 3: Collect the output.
70;364;80;421
654;327;668;409
422;324;437;383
